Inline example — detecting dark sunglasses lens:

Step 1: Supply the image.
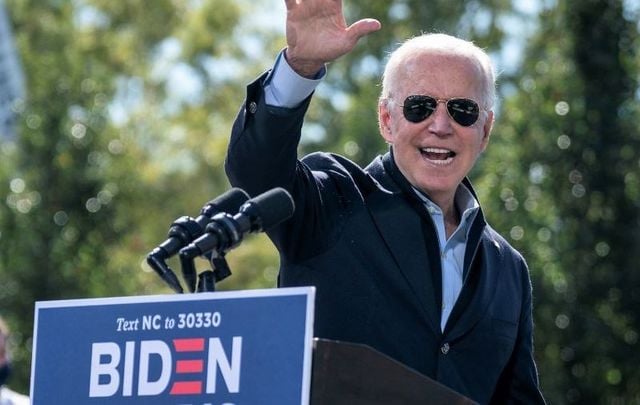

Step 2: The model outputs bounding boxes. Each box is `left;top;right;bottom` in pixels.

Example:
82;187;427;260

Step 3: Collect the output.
403;95;437;123
447;99;480;126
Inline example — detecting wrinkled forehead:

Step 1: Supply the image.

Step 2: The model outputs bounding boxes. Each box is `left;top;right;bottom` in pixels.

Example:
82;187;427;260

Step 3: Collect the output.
391;51;486;98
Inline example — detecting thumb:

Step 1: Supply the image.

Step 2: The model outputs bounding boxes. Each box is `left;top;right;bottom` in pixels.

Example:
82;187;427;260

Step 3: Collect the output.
347;18;382;42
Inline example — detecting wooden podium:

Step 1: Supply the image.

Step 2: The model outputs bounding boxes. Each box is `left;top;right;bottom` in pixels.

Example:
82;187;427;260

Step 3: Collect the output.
311;339;476;405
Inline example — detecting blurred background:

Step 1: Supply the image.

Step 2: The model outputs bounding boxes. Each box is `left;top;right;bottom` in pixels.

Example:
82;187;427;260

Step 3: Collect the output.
0;0;639;403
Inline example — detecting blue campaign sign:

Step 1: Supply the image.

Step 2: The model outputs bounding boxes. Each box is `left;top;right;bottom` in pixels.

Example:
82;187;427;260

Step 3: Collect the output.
30;287;315;405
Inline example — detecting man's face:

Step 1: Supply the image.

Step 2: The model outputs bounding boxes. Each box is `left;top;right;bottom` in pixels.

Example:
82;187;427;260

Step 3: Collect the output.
379;52;493;206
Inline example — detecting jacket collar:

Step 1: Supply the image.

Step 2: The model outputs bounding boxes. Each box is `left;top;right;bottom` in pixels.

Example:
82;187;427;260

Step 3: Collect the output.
365;150;500;338
372;149;488;239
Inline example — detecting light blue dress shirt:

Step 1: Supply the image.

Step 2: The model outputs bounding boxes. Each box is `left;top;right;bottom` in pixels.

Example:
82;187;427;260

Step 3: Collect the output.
413;187;479;331
264;51;324;108
263;50;480;332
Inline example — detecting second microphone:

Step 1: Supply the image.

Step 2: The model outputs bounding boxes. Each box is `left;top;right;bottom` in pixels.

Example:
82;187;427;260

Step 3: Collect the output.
179;187;295;260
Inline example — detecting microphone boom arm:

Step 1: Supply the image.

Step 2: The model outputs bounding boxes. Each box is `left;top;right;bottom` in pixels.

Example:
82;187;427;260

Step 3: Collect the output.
145;188;250;293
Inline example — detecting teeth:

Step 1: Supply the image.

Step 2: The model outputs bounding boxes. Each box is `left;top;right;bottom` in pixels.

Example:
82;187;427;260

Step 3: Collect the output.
420;147;455;165
421;147;452;154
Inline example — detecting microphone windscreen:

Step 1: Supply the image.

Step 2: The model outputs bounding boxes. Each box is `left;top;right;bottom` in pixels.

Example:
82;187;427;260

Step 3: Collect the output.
244;187;295;230
202;188;250;216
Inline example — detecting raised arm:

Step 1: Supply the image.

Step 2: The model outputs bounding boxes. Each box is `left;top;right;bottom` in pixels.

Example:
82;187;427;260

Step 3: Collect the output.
227;0;381;193
284;0;381;77
226;1;381;257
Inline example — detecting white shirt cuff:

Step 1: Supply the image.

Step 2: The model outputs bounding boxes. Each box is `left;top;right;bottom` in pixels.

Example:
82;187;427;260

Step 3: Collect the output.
264;51;325;108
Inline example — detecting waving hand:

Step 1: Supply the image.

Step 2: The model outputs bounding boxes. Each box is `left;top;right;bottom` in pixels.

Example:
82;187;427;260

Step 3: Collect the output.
284;0;381;77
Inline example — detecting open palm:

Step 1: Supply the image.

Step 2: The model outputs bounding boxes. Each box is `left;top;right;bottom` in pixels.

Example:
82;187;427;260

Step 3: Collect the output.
285;0;380;77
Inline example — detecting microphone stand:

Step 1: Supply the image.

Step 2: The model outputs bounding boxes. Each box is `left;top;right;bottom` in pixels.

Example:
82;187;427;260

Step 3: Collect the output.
179;212;244;293
196;256;233;293
178;187;295;293
146;188;250;294
182;252;233;293
147;215;204;293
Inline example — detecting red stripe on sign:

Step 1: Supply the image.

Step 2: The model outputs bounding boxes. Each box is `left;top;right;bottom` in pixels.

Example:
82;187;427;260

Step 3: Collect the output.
173;338;205;352
176;359;204;373
170;381;202;395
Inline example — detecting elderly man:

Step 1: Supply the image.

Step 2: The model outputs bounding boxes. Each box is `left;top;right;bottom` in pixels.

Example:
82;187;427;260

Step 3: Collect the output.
225;1;545;403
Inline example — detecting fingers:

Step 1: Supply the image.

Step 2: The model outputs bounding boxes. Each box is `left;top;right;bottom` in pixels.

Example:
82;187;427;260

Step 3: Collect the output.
285;0;343;10
347;18;382;41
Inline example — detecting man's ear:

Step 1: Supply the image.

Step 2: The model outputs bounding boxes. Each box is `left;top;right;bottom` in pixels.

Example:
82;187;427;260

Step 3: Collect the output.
480;110;494;151
378;99;394;143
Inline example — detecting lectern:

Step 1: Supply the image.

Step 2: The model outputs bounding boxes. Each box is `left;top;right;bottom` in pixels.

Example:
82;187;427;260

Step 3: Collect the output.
31;288;474;404
311;339;476;405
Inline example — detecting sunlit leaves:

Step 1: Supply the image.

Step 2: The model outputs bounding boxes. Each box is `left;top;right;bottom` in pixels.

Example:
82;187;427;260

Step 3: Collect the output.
481;0;640;401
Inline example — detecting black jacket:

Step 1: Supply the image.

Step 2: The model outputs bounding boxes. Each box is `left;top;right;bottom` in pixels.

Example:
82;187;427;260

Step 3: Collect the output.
225;73;545;404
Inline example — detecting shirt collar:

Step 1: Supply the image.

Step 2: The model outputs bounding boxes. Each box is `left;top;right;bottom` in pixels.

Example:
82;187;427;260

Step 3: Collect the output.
412;183;480;235
455;183;480;223
377;150;483;235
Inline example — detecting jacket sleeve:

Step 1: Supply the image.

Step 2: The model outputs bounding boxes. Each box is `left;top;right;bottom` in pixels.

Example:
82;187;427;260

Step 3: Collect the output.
491;259;546;404
225;71;310;197
224;73;346;262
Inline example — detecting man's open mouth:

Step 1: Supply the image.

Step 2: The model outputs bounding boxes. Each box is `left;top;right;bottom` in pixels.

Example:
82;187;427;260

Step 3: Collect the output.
420;147;456;164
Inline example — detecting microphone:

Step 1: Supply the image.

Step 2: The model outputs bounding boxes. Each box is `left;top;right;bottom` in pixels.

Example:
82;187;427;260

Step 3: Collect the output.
147;188;250;293
179;187;295;260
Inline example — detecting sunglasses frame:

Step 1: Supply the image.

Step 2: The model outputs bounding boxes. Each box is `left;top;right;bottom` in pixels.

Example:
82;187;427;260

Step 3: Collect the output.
398;94;484;127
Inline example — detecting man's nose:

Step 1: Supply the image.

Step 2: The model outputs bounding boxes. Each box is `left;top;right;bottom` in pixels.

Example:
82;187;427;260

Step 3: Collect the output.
427;102;453;136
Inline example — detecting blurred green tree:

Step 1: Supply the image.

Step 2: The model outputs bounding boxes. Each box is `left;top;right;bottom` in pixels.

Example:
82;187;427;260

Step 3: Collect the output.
0;0;270;391
477;0;640;402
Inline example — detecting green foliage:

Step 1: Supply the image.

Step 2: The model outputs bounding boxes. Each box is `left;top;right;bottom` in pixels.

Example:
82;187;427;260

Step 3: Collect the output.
0;0;254;392
478;0;640;402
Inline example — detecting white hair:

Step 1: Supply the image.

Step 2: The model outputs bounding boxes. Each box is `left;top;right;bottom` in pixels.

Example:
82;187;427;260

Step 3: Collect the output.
380;33;497;110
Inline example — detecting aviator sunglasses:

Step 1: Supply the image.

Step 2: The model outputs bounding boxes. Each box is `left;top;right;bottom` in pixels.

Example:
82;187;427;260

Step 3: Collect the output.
400;95;483;127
